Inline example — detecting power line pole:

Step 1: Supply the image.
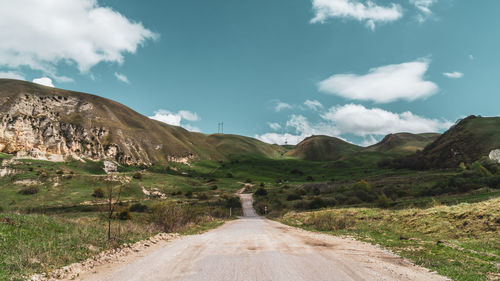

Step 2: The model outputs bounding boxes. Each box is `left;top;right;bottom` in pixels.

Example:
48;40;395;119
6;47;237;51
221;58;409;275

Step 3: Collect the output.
221;122;224;134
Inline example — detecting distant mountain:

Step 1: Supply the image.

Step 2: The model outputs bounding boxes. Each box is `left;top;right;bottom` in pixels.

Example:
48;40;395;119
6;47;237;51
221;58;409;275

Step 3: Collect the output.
0;79;284;165
366;133;440;153
286;135;362;161
417;115;500;168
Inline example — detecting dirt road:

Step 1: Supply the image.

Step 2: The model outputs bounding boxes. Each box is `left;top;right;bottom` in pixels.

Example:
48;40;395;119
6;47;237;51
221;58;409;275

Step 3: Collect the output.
76;194;447;281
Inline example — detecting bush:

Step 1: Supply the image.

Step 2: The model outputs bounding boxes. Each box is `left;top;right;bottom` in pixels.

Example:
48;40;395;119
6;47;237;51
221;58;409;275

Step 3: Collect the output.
286;193;302;201
130;203;148;212
377;193;391;208
185;191;193;198
226;173;234;178
210;185;218;190
19;186;40;195
245;179;252;183
0;206;4;212
260;182;265;187
307;212;354;231
133;172;143;180
149;202;185;232
118;210;132;220
198;193;209;200
306;176;314;181
92;187;105;198
56;170;64;175
254;188;267;196
225;196;241;208
308;197;325;210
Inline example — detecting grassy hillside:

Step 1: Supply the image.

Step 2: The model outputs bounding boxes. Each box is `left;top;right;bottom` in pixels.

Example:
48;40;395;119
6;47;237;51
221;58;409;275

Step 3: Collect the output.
286;135;362;161
420;116;500;168
280;198;500;281
366;132;440;153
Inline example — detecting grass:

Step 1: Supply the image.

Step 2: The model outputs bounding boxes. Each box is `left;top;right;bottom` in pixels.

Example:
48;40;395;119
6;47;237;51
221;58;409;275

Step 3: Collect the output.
0;213;157;281
279;198;500;281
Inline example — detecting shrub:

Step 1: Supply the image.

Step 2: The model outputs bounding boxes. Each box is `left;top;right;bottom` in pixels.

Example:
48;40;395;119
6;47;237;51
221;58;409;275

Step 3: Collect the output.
377;193;391;208
210;185;218;190
286;193;302;201
0;206;4;212
306;176;314;181
92;187;105;198
290;169;304;176
56;170;64;175
226;173;234;178
133;172;143;180
308;197;325;210
185;191;193;198
130;203;148;212
118;210;132;220
38;170;48;179
307;212;354;231
255;188;267;196
259;182;265;187
198;193;209;200
19;186;40;195
245;179;252;183
225;196;241;208
149;202;185;232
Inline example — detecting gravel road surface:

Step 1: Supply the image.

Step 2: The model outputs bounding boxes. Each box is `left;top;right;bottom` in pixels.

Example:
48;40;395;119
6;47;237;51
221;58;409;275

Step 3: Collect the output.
76;194;447;281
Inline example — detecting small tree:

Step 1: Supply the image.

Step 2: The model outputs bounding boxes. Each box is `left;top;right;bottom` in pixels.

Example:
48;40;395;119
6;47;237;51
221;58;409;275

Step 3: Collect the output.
105;183;123;241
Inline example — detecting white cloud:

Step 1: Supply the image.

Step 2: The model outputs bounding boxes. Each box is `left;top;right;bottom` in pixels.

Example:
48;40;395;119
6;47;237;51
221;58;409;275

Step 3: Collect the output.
149;109;200;131
178;110;200;121
321;104;452;136
32;77;54;87
0;71;25;80
114;72;130;84
257;103;452;145
410;0;437;22
257;114;340;145
268;122;282;131
469;55;474;60
304;99;323;111
274;101;293;112
310;0;403;30
318;59;438;103
0;0;158;76
443;71;463;79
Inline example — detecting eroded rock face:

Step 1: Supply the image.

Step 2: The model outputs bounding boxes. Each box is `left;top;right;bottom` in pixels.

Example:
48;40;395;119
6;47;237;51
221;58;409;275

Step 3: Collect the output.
0;94;147;165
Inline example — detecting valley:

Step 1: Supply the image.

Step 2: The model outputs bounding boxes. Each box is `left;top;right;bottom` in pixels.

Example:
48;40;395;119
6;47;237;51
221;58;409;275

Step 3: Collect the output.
0;80;499;280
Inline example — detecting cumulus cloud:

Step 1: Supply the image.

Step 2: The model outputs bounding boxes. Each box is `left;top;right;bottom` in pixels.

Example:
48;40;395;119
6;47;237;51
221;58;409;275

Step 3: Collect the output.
443;71;464;79
318;59;438;103
304;99;323;111
0;0;158;76
321;104;452;136
410;0;437;22
257;114;340;145
274;101;293;112
268;122;282;131
310;0;403;30
0;71;25;80
114;72;130;83
32;77;55;87
149;109;200;131
257;104;452;145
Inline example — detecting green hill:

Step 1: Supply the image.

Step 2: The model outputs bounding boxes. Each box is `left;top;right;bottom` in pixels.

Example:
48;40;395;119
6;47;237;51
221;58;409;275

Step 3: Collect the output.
419;115;500;168
286;135;362;161
366;133;440;154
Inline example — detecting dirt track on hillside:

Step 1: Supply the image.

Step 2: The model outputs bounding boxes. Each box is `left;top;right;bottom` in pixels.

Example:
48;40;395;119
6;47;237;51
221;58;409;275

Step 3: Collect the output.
74;194;448;281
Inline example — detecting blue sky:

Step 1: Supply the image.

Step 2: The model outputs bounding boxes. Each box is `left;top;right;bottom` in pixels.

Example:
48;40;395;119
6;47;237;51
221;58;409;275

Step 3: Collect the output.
1;0;499;145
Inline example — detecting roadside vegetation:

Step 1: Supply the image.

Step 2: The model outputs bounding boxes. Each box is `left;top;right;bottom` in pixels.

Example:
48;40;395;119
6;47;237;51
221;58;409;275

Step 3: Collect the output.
279;198;500;281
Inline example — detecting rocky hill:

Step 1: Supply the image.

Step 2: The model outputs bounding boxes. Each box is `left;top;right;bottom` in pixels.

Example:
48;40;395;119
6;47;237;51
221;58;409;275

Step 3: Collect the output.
0;79;284;165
